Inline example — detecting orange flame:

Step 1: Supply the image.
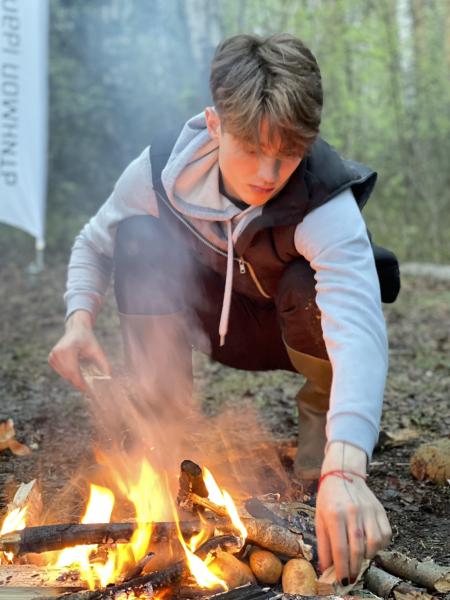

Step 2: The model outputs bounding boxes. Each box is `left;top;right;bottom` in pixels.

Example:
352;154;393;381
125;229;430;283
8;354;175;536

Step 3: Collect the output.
202;467;247;541
168;479;227;591
52;460;167;590
1;460;246;594
0;506;28;563
55;484;115;589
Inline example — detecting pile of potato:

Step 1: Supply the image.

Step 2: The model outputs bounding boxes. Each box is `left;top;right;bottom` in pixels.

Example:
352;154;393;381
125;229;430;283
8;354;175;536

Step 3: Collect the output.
209;546;318;594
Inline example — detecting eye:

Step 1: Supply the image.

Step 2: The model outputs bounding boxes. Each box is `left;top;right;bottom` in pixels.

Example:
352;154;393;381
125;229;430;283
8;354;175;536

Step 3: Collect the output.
241;145;256;155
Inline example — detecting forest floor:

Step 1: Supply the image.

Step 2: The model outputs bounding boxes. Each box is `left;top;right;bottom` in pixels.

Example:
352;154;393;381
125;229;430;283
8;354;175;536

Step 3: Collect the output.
0;259;449;568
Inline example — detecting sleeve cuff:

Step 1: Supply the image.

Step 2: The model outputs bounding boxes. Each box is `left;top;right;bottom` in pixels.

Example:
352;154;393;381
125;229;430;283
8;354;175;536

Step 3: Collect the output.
65;295;101;322
326;413;379;460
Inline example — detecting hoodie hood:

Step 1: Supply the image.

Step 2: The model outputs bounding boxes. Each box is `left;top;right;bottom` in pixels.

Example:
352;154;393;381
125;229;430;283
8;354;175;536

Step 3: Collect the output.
160;111;251;347
161;111;244;222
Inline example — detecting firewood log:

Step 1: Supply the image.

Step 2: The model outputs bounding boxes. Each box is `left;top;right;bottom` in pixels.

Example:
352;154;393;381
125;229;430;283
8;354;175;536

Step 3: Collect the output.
177;460;209;510
39;534;240;600
0;520;223;556
376;550;450;593
365;565;433;600
188;493;312;560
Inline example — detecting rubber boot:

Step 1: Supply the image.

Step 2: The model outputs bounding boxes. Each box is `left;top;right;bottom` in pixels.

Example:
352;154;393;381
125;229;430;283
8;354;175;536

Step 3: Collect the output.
285;344;333;481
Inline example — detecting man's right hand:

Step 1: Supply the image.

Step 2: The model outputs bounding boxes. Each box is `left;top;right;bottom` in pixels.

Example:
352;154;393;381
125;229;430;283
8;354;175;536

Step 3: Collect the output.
48;310;111;391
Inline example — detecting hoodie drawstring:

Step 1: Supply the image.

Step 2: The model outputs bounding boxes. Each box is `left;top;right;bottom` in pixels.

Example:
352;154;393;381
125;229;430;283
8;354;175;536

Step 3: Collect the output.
219;220;234;346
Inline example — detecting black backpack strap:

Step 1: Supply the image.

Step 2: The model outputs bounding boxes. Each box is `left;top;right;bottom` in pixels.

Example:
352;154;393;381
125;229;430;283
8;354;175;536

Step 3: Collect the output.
372;243;401;303
149;126;183;197
366;229;401;303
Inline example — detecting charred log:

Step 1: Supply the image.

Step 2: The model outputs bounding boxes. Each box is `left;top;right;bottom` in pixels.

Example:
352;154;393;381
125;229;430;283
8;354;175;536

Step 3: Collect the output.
0;520;226;556
177;460;209;510
41;534;240;600
120;551;155;582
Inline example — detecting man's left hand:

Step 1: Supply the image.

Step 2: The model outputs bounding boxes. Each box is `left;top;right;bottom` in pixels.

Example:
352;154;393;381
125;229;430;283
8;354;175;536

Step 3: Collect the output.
315;441;391;584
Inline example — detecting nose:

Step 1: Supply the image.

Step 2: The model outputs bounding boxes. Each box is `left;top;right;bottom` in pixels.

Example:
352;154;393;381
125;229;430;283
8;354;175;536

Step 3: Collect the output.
256;156;280;184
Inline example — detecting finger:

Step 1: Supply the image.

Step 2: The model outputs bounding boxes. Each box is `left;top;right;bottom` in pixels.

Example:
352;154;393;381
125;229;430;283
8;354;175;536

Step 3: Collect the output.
346;504;365;580
50;348;86;391
316;513;333;573
328;509;350;584
376;508;392;549
362;509;384;559
84;341;111;376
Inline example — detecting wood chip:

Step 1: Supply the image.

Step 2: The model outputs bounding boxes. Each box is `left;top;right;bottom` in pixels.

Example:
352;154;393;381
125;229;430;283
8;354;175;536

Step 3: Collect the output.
317;559;370;595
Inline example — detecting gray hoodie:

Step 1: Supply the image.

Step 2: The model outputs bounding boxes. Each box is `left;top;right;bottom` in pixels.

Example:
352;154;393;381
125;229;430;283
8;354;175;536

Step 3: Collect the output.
65;111;388;459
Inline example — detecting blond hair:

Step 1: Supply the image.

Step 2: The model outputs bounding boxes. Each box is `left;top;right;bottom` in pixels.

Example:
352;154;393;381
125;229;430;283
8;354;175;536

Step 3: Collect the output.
210;33;323;156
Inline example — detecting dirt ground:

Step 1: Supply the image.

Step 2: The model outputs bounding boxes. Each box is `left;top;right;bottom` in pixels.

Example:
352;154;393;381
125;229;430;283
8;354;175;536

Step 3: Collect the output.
0;259;449;567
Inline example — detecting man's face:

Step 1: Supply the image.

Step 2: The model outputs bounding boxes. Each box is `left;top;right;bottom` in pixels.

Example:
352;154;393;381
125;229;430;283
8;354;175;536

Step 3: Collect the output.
205;108;302;206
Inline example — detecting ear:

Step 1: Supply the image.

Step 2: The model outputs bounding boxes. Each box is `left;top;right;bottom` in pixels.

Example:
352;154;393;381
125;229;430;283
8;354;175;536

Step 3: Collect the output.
205;107;221;140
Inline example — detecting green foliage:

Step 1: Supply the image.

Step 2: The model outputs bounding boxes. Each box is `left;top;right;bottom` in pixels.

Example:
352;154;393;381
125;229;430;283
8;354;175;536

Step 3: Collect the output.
44;0;450;262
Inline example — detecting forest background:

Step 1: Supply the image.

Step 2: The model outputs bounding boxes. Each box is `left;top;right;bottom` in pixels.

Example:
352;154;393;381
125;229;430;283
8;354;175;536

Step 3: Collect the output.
1;0;450;263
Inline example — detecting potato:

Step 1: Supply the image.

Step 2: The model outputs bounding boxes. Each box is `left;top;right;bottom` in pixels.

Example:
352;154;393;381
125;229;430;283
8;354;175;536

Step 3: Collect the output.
282;558;317;595
249;548;283;584
209;549;256;588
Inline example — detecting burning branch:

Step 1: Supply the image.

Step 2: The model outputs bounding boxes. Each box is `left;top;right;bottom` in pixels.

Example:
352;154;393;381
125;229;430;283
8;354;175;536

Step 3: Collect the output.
177;460;209;510
187;493;311;560
0;520;226;556
40;534;241;600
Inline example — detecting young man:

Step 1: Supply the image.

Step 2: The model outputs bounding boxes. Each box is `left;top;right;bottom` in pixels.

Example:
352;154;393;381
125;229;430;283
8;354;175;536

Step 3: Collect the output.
49;34;398;584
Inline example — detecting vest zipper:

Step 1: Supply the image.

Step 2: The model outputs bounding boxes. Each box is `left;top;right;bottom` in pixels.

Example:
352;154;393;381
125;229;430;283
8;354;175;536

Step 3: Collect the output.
244;261;271;299
155;188;272;299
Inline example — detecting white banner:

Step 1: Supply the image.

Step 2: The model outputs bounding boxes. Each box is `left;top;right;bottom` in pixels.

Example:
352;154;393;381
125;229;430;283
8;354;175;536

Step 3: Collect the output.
0;0;48;249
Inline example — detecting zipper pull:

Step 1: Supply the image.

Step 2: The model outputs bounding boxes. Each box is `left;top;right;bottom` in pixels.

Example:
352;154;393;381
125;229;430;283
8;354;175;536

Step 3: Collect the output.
238;257;246;274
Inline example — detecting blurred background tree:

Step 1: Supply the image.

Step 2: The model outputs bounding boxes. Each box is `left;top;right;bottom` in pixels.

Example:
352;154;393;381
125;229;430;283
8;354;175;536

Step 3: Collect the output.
2;0;449;262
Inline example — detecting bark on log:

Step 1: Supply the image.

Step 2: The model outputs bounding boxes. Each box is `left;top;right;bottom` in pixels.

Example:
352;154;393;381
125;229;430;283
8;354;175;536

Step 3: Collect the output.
244;519;312;561
376;551;450;593
188;494;312;560
120;551;154;582
365;565;433;600
0;520;224;556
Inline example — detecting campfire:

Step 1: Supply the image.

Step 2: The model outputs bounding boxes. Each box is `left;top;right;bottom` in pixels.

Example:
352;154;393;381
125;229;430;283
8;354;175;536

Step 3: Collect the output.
1;456;450;600
0;455;315;600
0;373;449;600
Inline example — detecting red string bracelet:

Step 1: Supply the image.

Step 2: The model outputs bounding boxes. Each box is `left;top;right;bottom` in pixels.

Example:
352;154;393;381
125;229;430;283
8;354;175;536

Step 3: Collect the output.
318;469;367;490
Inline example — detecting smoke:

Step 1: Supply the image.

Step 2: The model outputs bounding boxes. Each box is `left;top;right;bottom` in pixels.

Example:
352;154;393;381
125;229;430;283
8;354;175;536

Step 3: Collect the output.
47;2;292;518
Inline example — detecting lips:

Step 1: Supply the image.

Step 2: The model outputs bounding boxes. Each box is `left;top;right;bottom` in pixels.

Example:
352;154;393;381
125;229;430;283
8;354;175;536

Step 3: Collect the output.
249;184;275;193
